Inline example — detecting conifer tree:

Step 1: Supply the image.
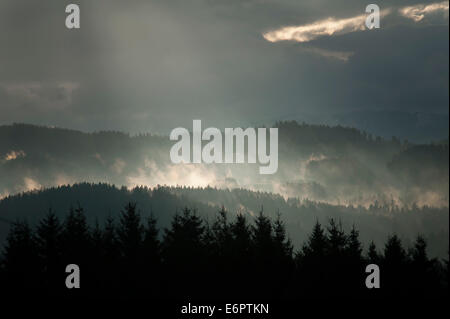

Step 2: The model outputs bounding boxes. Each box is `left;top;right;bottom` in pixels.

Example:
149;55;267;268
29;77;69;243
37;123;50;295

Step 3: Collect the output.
302;220;327;259
382;234;408;293
296;221;329;295
410;235;428;265
409;235;441;295
35;209;63;292
347;225;363;261
117;202;143;260
163;207;206;298
231;214;252;257
327;218;347;256
2;220;40;293
102;216;119;263
61;205;90;265
252;210;273;257
383;234;407;266
116;203;144;296
143;214;161;266
345;225;364;293
273;213;293;259
367;241;380;265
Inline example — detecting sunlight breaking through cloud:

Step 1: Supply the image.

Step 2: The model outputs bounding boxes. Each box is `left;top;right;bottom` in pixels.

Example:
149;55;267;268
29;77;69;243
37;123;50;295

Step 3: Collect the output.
262;8;391;44
3;150;25;161
263;1;449;44
23;177;41;192
400;1;449;22
263;14;368;43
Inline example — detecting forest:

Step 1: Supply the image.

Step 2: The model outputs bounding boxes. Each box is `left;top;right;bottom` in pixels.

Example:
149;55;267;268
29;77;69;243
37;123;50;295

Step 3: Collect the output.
0;202;447;299
1;122;448;207
0;122;448;301
0;183;448;260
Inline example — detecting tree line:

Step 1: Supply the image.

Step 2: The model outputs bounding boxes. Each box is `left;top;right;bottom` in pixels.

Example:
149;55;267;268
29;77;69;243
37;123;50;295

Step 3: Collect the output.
0;203;448;299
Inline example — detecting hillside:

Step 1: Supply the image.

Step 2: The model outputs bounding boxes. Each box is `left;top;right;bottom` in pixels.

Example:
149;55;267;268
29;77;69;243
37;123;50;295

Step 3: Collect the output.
0;183;448;258
1;122;448;207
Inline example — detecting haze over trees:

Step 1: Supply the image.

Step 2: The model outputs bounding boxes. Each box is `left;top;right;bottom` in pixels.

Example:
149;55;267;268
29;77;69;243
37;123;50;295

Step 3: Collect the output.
0;122;448;299
1;122;448;207
0;183;448;259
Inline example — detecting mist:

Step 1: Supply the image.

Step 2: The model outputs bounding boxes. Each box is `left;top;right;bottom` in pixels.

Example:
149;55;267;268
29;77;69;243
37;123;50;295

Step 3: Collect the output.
1;122;448;209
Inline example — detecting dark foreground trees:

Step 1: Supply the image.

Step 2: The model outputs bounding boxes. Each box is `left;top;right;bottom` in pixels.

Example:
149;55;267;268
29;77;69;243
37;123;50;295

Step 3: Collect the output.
0;203;448;299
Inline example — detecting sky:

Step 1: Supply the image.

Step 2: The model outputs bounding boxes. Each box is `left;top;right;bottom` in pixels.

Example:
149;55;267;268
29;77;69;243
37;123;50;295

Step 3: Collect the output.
0;0;448;134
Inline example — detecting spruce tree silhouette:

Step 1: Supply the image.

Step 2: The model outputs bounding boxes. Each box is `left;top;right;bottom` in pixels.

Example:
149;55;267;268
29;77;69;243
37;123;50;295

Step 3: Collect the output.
142;214;161;297
411;236;428;265
143;215;160;264
444;252;449;291
162;207;206;299
2;220;40;295
327;219;347;255
367;241;381;265
409;235;442;296
302;221;328;258
35;209;63;294
89;219;104;294
211;206;233;259
0;202;448;300
296;221;328;296
99;216;121;296
231;214;252;260
102;216;120;265
208;206;234;299
347;226;363;262
91;219;103;254
61;207;90;265
251;210;275;298
117;202;144;297
325;219;348;294
60;205;92;297
273;213;293;259
252;210;273;259
382;234;408;294
272;213;294;299
117;203;143;259
345;225;364;294
230;213;253;299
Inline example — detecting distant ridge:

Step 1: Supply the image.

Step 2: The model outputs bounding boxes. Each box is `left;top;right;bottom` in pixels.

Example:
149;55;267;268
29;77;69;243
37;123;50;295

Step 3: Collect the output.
0;182;448;258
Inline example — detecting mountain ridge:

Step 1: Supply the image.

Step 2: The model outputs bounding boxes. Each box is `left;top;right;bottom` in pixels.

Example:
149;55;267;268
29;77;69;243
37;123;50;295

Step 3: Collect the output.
0;182;448;258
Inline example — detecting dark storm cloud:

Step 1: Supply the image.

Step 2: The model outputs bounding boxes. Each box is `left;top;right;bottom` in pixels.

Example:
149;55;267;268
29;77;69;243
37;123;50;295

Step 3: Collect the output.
0;0;448;134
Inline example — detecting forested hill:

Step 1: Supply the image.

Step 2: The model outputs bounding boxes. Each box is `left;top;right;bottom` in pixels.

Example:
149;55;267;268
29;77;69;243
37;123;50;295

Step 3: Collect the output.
1;122;448;207
0;183;448;258
0;123;448;258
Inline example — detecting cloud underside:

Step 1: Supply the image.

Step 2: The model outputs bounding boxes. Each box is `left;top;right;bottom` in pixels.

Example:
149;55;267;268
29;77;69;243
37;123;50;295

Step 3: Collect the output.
301;47;354;62
263;14;368;43
400;1;449;22
263;1;449;44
